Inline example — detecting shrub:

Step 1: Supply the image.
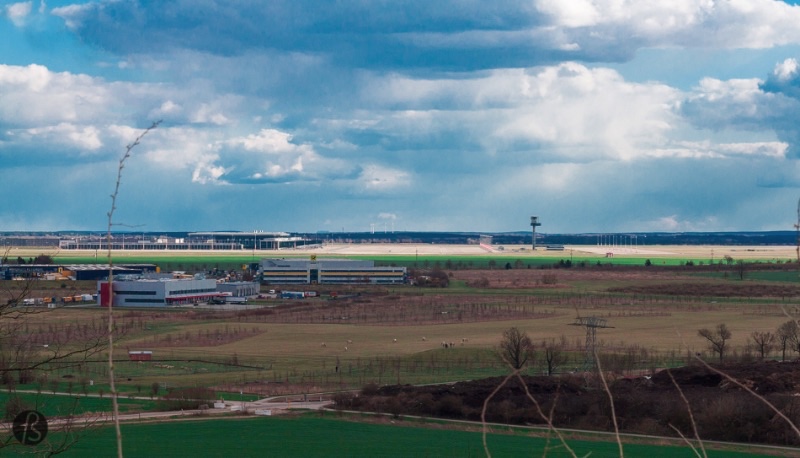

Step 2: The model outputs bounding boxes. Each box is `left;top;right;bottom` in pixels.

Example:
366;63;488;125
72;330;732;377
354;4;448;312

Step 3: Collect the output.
156;387;216;411
436;394;463;417
332;392;356;409
361;383;380;396
541;274;558;285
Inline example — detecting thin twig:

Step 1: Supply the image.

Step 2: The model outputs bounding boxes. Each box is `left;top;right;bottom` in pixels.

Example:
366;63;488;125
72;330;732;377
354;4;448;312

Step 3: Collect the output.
594;351;623;457
481;355;579;458
668;424;703;458
694;355;800;440
666;369;707;458
513;372;580;458
106;120;160;458
480;369;515;458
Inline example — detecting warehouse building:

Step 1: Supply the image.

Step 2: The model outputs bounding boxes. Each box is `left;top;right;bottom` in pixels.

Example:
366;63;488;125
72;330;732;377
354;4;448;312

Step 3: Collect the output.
260;259;406;285
1;263;156;280
216;281;259;297
98;275;223;307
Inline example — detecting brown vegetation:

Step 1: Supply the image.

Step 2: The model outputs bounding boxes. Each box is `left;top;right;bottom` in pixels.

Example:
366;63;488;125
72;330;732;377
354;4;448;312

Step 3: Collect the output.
610;282;800;298
337;360;800;446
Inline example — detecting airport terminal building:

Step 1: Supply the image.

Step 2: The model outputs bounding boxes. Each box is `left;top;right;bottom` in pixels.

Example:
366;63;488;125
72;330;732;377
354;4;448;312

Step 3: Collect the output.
260;259;406;285
60;231;313;251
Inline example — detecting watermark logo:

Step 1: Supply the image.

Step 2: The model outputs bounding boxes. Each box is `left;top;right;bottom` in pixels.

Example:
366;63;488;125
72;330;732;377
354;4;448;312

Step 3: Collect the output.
12;410;48;446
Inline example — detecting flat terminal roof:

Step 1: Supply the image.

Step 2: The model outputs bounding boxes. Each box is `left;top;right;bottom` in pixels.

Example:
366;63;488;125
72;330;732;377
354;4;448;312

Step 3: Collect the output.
189;231;290;237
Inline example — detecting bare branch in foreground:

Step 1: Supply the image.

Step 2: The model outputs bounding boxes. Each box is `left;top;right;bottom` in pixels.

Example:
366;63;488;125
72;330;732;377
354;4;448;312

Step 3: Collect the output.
594;351;623;458
481;354;579;458
105;120;160;458
694;355;800;440
666;369;707;458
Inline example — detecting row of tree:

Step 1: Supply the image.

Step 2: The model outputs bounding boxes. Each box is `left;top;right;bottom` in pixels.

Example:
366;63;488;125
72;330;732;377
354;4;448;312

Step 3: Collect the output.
697;320;800;364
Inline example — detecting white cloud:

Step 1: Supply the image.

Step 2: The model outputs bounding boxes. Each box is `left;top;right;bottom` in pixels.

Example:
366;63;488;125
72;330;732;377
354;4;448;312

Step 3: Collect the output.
641;215;720;232
200;129;359;184
536;0;800;49
362;63;680;161
650;141;787;159
192;160;228;185
232;129;311;155
692;77;763;103
536;0;600;28
50;3;94;29
5;1;32;27
0;64;133;126
773;58;799;82
359;164;410;191
21;123;103;151
190;103;231;126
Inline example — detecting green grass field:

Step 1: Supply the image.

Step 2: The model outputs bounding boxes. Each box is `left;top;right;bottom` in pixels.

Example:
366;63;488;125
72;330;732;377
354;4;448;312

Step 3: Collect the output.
696;270;800;283
6;415;778;458
0;391;156;418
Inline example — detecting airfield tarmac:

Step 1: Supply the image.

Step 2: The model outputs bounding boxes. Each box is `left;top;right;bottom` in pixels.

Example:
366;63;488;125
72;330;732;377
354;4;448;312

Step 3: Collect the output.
8;243;798;261
301;242;797;261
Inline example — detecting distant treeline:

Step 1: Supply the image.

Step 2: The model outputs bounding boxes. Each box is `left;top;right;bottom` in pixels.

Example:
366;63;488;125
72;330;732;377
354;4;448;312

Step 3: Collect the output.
0;230;796;247
309;230;798;246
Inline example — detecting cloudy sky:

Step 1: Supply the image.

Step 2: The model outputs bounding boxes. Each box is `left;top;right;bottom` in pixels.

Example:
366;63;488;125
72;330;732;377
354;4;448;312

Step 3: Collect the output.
2;0;800;233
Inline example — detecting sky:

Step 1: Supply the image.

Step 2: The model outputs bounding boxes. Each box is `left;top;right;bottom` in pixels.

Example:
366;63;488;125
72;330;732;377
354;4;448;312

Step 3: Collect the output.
2;1;800;234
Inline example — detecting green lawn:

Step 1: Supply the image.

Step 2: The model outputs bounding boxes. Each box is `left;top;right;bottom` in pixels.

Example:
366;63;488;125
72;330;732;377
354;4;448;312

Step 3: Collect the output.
692;270;800;283
0;391;157;418
9;415;778;458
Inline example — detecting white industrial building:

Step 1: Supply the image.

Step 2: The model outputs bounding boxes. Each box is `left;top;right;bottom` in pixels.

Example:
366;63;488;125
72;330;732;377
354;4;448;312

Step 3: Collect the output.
98;275;223;307
216;281;259;297
260;259;406;285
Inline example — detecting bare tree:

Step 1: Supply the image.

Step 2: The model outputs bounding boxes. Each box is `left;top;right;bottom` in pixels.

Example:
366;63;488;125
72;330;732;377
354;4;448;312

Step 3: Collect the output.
735;260;747;280
697;323;731;363
541;338;565;376
0;277;108;454
778;320;800;361
498;327;534;369
750;331;776;360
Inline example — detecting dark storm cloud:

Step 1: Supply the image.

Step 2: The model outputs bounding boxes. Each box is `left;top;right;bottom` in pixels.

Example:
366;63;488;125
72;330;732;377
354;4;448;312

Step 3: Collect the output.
52;0;619;71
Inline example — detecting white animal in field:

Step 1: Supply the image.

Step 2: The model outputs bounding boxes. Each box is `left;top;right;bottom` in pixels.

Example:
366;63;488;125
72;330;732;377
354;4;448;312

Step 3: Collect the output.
344;346;348;351
393;338;397;343
347;339;353;344
422;336;426;341
321;342;326;347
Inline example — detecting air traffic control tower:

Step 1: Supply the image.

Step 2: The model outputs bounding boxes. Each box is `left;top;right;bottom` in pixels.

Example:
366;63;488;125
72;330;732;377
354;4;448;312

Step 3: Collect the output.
530;216;541;250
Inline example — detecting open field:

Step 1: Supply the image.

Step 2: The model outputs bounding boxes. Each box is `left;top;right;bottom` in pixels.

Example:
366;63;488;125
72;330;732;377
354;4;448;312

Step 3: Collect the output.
14;415;779;458
0;391;157;418
6;243;798;267
4;244;800;454
5;259;799;393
